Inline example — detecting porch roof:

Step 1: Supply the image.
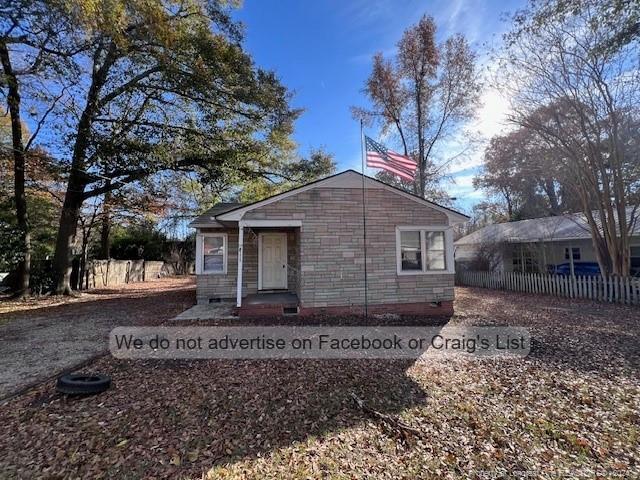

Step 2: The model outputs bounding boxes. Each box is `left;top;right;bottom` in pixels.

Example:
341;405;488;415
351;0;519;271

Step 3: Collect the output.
189;202;244;228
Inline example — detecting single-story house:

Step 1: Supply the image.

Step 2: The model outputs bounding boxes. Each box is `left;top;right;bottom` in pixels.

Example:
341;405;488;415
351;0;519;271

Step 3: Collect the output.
455;208;640;274
189;170;469;317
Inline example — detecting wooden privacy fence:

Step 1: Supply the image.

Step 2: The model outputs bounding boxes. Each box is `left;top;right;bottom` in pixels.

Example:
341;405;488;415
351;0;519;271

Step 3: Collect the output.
78;260;167;290
456;270;640;305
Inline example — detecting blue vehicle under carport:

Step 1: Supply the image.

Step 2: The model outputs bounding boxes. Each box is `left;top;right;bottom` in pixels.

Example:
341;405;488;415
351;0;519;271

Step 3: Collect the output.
548;262;601;276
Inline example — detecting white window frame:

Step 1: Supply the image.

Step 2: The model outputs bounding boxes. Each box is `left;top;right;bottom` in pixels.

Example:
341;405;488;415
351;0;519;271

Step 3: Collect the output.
395;226;455;275
196;232;228;275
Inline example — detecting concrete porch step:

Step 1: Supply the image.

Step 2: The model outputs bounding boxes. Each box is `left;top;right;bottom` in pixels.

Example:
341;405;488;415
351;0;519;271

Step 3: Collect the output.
239;292;299;318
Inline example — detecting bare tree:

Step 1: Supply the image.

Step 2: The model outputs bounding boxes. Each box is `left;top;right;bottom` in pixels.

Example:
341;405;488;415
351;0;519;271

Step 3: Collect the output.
467;241;504;272
497;0;640;275
355;16;481;198
76;201;100;289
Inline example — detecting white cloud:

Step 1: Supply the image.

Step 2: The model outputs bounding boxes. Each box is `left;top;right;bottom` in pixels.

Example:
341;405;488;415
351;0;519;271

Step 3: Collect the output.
444;0;482;42
452;173;475;188
449;153;483;175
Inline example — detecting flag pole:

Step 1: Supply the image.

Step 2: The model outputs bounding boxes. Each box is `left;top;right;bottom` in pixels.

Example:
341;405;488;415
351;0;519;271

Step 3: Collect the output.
360;120;368;319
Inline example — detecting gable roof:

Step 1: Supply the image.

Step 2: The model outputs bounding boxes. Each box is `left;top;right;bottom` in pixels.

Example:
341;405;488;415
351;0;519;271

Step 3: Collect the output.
190;170;468;227
455;207;640;245
190;202;244;228
202;170;468;225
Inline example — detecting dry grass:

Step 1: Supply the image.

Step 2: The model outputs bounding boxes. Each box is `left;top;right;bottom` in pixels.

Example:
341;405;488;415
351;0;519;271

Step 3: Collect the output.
0;287;638;479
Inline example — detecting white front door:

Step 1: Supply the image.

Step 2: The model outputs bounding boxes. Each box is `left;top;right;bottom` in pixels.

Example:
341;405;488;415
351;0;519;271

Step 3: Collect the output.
260;233;287;290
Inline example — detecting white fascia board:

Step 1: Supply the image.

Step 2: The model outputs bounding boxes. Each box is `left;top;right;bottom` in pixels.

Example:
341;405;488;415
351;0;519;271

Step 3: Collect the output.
455;235;596;246
242;219;302;227
190;222;227;229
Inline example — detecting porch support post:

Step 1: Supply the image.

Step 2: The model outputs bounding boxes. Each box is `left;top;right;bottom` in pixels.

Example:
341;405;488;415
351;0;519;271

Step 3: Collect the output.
236;220;245;307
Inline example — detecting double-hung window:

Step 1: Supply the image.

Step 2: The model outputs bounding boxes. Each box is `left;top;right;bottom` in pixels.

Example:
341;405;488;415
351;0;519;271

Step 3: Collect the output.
399;231;422;271
396;227;451;274
197;233;227;274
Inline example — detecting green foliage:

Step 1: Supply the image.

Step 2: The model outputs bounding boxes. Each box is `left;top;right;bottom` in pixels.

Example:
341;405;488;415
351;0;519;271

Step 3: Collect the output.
28;194;58;261
3;0;304;292
0;194;57;264
0;192;58;290
237;148;337;203
110;223;167;260
170;147;337;212
0;219;23;273
56;0;300;202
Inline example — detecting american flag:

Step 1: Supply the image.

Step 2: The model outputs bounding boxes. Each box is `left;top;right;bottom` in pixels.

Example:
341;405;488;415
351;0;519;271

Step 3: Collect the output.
365;136;417;181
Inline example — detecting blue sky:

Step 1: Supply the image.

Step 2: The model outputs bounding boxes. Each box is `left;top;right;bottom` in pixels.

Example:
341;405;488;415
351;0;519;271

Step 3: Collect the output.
233;0;526;213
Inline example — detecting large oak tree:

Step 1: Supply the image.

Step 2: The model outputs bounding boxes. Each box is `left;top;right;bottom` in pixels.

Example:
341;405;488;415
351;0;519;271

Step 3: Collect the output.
37;0;298;294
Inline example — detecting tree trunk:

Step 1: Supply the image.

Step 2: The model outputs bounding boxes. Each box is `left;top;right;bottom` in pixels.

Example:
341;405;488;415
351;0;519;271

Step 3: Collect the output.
52;180;85;294
99;186;111;259
78;230;90;291
0;40;30;298
51;43;116;294
415;84;425;198
542;178;560;214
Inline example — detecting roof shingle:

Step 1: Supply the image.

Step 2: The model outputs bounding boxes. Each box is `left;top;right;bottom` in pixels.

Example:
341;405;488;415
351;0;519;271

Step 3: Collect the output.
189;202;244;227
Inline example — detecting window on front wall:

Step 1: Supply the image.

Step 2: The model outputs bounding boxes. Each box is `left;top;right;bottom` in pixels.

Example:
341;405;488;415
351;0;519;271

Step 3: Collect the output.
512;245;540;273
564;247;581;260
397;228;448;274
202;234;227;274
425;231;446;270
400;231;422;270
631;246;640;271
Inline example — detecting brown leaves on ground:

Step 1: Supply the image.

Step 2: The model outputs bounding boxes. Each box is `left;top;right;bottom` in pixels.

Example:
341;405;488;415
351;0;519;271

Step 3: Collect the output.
0;277;196;398
0;287;638;479
0;277;195;316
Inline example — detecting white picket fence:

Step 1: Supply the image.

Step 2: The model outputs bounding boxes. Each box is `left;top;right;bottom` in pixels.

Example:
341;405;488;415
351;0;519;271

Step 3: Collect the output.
456;270;640;305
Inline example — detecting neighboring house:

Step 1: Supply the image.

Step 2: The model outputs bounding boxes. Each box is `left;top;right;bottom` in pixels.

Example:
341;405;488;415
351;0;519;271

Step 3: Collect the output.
190;170;469;317
455;209;640;274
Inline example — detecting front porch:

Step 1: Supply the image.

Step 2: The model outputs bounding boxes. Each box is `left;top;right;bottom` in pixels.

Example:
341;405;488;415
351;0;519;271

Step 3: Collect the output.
236;219;302;315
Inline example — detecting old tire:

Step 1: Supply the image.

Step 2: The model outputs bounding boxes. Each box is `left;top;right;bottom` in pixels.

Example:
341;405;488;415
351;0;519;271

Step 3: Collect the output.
56;374;111;395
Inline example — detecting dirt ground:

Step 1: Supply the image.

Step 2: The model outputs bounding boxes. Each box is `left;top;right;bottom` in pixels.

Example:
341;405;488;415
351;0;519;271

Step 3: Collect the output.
0;287;638;479
0;277;195;399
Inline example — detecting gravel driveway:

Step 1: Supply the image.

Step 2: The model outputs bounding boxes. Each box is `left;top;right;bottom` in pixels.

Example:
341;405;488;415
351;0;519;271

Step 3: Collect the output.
0;277;195;399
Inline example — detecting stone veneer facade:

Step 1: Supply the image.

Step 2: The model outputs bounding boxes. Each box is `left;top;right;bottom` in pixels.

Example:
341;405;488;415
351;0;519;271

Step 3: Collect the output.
196;186;454;315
